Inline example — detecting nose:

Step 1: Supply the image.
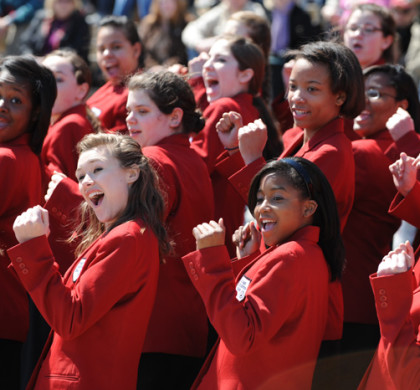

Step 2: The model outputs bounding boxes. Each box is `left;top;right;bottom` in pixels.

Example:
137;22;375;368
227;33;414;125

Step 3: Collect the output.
126;110;135;125
289;88;304;103
0;98;7;111
81;173;94;188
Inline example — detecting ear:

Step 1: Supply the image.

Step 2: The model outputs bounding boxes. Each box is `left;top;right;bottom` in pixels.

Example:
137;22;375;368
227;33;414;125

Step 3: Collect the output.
381;35;393;51
238;68;254;85
303;200;318;218
335;92;346;107
126;164;140;185
397;99;409;111
169;107;184;129
76;82;89;102
133;42;142;61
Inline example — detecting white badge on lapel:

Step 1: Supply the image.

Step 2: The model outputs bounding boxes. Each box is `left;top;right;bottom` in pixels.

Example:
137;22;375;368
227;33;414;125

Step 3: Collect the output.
236;275;251;302
73;258;87;282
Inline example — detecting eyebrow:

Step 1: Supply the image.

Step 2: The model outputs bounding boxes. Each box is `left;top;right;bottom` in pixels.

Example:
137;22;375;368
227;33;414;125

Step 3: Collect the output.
75;158;103;173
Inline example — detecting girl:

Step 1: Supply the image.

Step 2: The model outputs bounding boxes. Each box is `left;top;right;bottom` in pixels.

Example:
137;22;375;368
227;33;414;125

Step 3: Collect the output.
182;157;345;389
189;35;281;255
358;152;420;390
18;0;91;63
7;133;169;389
87;15;144;133
138;0;190;70
0;55;56;389
125;71;215;389
339;63;420;389
42;49;101;183
343;3;396;70
222;41;364;234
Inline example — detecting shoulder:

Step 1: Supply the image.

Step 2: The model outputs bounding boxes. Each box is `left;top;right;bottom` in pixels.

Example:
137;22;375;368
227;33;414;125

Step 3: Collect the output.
204;97;240;114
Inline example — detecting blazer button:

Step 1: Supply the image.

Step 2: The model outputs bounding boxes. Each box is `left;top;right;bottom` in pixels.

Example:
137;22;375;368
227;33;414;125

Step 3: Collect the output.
379;295;387;302
19;263;26;269
22;269;29;275
15;257;22;263
379;289;386;295
380;302;388;308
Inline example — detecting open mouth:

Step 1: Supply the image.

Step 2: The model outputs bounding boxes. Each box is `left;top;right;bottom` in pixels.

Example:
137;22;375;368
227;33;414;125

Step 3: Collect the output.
260;218;276;232
88;191;104;206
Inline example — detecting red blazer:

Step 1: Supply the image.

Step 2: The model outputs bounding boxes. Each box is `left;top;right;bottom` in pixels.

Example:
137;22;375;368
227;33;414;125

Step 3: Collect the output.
0;134;43;342
7;219;160;390
183;226;329;390
141;133;215;357
191;92;260;256
223;117;354;339
87;81;129;134
358;182;420;389
41;104;94;182
342;130;401;324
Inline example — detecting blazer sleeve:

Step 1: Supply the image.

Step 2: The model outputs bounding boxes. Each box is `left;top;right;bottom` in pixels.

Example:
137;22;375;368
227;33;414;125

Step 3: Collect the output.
388;181;420;229
359;271;420;390
7;227;156;340
182;245;314;355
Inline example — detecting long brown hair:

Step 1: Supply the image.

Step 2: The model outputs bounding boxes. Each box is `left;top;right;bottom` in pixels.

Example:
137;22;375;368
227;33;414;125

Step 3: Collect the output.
72;133;170;257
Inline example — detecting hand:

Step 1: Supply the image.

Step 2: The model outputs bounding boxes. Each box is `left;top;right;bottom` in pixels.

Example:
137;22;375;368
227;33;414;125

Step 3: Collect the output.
193;218;225;250
45;171;66;202
377;241;415;276
232;221;261;259
216;111;243;152
13;205;50;244
386;107;415;141
389;152;420;197
167;63;188;76
238;119;267;165
188;52;209;79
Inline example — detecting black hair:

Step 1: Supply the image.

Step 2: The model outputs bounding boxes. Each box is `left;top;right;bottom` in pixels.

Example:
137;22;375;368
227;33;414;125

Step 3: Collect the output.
364;64;420;132
223;35;283;159
288;41;365;119
248;157;345;281
127;70;205;134
0;55;57;155
98;15;145;69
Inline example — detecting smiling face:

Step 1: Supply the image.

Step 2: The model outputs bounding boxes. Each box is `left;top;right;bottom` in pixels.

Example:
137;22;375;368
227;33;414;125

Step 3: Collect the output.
76;146;134;229
253;172;312;247
288;58;343;135
344;9;393;69
0;69;34;144
96;26;141;85
42;55;87;120
202;38;251;103
354;72;404;137
126;89;176;147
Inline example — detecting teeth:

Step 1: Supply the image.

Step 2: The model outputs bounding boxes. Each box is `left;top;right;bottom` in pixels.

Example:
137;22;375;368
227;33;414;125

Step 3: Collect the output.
88;191;103;200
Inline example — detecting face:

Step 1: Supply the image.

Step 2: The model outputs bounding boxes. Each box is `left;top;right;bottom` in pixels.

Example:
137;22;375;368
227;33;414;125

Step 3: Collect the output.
344;10;393;69
253;172;311;247
203;39;251;103
288;58;343;133
0;69;34;144
42;55;86;119
126;89;175;147
158;0;177;19
391;5;417;28
53;0;76;20
354;72;403;137
76;146;135;229
96;26;141;85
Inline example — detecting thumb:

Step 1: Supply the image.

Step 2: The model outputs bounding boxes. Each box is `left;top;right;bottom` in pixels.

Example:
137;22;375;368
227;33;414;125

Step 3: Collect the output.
218;217;225;231
230;112;243;129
